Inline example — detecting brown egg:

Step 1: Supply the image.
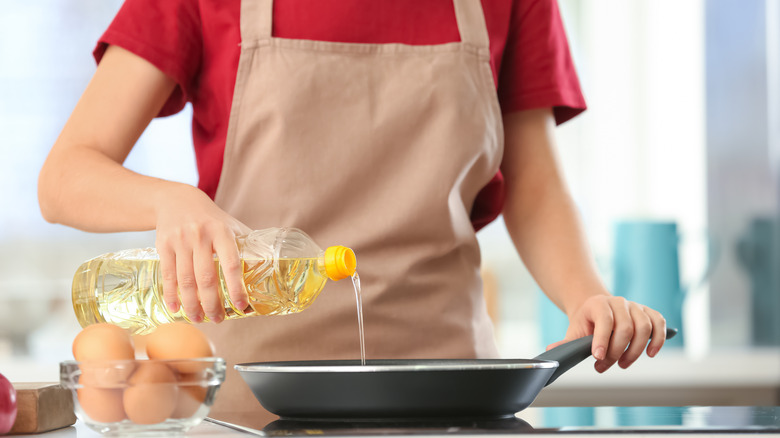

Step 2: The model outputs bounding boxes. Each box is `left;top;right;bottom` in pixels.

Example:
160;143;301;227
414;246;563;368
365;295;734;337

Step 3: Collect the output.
74;324;136;386
123;362;178;425
73;323;135;361
77;370;126;423
145;323;214;373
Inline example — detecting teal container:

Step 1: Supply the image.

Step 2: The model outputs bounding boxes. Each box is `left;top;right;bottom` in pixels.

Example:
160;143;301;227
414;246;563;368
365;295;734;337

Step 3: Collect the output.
612;220;684;347
736;217;780;346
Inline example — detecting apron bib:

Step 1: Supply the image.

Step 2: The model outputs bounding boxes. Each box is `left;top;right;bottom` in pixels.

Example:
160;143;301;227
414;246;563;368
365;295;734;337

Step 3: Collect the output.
203;0;504;426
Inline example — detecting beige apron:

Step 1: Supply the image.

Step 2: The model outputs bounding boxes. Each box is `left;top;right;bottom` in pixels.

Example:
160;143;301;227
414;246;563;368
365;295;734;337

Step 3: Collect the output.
203;0;504;427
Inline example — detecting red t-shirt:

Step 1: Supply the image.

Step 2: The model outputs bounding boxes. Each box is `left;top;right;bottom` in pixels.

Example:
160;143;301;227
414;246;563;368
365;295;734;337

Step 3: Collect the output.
94;0;586;231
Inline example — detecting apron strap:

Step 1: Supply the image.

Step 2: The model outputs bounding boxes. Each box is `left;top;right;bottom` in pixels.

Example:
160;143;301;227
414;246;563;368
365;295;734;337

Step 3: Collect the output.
241;0;274;43
240;0;490;50
453;0;491;50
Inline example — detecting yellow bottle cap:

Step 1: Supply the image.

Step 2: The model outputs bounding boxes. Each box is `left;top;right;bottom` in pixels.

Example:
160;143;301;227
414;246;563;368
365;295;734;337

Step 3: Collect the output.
324;246;357;281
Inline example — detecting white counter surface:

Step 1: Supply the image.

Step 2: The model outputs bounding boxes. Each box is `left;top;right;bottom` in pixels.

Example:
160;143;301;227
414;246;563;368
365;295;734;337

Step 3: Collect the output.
7;408;779;438
5;419;245;437
7;420;779;438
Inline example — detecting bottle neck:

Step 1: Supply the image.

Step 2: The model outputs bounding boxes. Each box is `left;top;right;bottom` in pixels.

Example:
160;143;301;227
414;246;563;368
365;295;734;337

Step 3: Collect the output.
317;251;329;278
321;246;357;281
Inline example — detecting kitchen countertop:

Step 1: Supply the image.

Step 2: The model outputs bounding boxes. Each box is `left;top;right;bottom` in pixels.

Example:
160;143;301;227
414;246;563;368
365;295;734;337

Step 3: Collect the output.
5;348;778;407
8;406;780;437
534;349;780;407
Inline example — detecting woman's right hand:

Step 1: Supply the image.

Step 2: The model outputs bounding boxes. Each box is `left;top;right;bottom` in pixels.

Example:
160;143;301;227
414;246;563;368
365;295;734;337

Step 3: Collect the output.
154;184;253;323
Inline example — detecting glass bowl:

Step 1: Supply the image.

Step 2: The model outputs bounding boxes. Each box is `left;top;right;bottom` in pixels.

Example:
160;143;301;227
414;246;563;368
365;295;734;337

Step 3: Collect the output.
60;357;225;436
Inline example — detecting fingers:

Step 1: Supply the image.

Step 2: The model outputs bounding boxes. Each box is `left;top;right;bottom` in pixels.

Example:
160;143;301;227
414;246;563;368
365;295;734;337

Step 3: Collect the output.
594;297;632;373
156;221;248;324
617;303;653;369
588;298;613;362
193;239;224;323
158;244;180;314
583;296;667;373
645;307;667;357
546;294;670;374
213;235;248;313
153;186;249;324
175;246;204;323
158;231;202;321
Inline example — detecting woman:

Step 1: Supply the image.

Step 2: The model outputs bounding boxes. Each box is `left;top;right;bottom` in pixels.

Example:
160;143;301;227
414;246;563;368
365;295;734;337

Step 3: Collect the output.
39;0;667;427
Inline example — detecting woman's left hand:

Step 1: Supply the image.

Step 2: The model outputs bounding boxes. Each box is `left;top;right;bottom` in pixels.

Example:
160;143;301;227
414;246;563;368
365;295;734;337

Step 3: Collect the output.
547;295;668;373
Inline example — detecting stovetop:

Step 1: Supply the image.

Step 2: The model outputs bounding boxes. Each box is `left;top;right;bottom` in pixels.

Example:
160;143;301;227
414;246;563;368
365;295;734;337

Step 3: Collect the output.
211;406;780;435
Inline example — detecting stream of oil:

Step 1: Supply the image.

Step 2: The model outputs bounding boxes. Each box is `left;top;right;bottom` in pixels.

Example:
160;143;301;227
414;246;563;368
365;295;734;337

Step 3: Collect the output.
351;272;366;366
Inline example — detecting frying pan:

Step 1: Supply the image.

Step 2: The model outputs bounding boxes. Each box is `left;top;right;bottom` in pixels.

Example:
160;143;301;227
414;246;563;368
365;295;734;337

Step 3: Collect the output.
236;328;677;420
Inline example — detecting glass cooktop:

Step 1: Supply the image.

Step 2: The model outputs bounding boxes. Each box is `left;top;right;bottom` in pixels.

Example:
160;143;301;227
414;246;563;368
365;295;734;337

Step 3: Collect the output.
209;406;780;435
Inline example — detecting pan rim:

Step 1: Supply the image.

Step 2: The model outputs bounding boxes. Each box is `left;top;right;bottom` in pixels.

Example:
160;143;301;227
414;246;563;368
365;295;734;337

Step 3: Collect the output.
235;359;558;373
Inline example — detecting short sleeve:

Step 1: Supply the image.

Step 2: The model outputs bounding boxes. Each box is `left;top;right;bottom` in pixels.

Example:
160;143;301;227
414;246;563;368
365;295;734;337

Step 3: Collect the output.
93;0;203;117
498;0;586;124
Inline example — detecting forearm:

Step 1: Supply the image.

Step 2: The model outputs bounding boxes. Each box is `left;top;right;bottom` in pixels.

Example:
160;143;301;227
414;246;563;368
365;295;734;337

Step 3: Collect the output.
503;170;609;315
38;143;192;233
501;109;669;368
501;109;610;316
38;44;183;233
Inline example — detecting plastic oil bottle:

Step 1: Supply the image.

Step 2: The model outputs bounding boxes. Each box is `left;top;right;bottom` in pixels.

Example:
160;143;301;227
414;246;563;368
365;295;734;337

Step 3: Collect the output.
72;228;356;335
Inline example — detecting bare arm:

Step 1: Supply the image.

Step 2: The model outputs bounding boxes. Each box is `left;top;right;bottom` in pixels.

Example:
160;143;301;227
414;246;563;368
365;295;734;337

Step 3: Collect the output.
501;108;666;372
39;45;180;231
39;45;249;323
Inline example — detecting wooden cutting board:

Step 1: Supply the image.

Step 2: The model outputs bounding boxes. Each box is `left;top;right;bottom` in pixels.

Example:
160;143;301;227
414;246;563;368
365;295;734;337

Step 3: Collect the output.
9;383;76;434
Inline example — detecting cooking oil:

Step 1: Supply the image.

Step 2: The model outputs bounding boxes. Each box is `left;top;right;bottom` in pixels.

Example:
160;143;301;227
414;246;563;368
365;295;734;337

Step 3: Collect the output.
72;229;356;336
72;253;336;335
72;227;363;360
351;272;365;365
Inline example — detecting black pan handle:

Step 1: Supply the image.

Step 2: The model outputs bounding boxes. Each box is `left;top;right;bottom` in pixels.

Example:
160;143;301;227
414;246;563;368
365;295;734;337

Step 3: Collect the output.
534;327;678;387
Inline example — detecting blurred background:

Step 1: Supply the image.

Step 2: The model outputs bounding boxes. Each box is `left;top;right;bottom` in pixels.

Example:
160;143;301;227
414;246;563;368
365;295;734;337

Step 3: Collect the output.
1;0;778;408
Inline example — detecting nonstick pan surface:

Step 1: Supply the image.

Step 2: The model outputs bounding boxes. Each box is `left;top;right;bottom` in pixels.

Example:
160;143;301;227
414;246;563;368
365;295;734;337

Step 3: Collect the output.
236;328;677;420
